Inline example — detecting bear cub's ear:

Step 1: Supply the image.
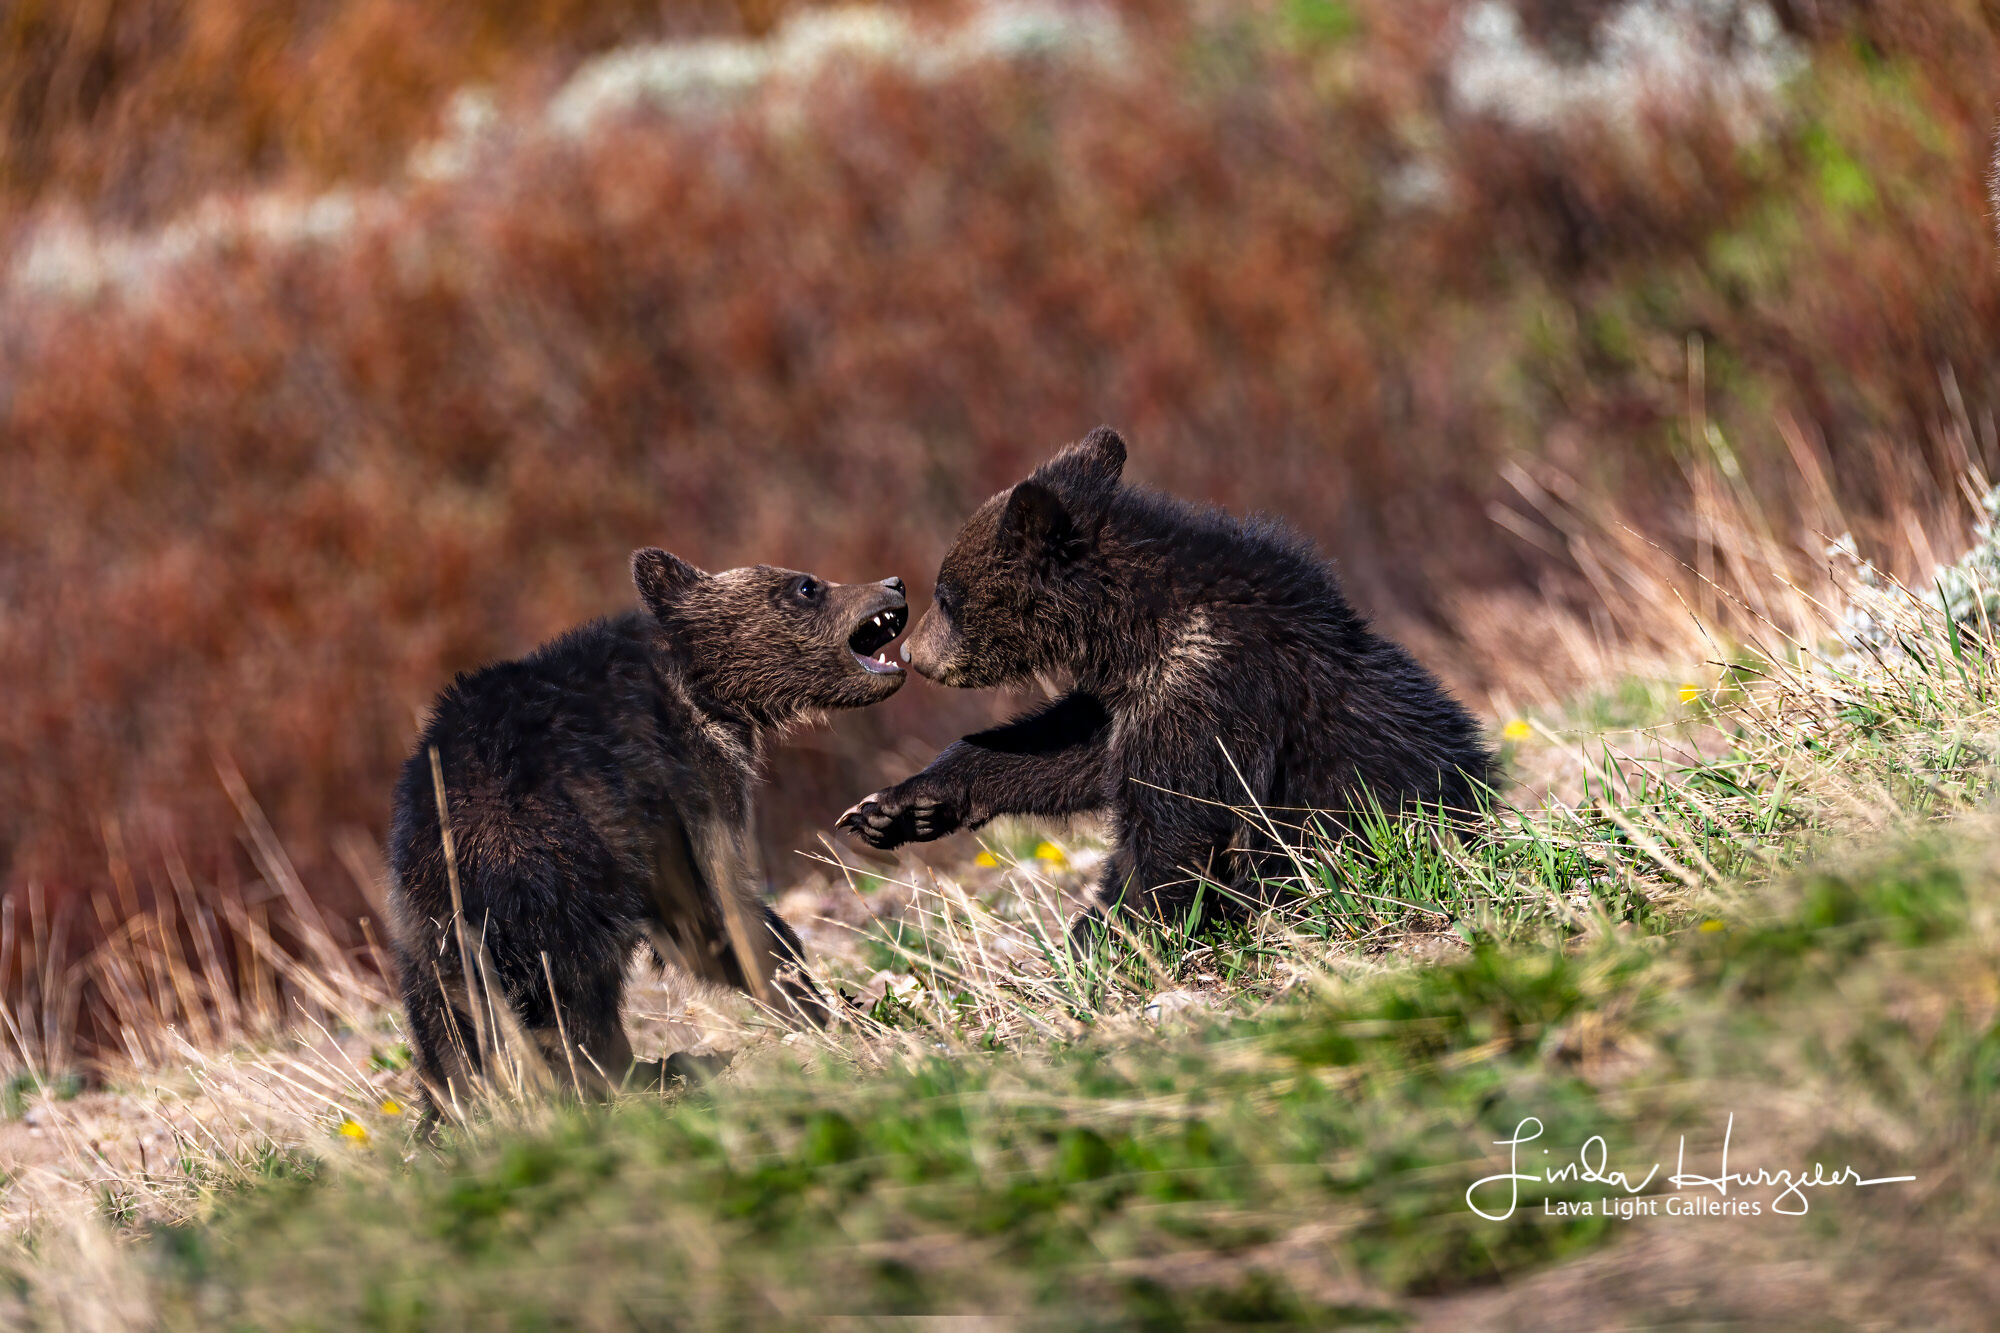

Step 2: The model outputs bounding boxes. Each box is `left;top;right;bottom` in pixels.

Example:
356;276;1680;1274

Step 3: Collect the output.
1027;424;1126;536
1003;425;1130;560
999;480;1077;560
632;548;706;617
1042;425;1126;494
1073;425;1127;477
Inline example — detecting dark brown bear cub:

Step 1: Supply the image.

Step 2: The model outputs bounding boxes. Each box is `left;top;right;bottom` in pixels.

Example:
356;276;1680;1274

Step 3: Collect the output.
390;550;908;1112
840;427;1491;934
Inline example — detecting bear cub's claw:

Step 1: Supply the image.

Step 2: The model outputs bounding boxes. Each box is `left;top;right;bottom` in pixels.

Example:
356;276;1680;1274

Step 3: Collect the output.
837;791;909;849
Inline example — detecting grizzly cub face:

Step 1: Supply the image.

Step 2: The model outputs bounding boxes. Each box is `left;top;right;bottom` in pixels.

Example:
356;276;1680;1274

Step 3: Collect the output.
903;429;1126;689
633;548;909;720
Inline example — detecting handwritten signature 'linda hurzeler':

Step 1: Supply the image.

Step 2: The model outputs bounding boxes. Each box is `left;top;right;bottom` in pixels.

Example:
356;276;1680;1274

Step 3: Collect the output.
1466;1114;1916;1221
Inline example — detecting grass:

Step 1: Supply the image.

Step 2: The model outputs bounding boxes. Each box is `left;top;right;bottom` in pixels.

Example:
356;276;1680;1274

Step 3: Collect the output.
5;496;2000;1324
108;829;2000;1325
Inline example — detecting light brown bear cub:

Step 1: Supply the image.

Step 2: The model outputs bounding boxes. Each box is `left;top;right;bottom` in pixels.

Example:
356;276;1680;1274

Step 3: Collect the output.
390;550;908;1114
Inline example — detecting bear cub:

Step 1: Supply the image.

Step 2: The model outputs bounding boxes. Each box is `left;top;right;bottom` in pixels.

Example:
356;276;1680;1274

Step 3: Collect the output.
840;427;1491;933
390;550;908;1111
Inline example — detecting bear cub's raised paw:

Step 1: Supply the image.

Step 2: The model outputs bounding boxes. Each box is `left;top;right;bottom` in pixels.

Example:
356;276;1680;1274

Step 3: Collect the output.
837;773;969;849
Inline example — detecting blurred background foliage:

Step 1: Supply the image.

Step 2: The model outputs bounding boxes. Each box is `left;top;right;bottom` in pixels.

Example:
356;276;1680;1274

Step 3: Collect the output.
0;0;824;219
1;0;1996;1006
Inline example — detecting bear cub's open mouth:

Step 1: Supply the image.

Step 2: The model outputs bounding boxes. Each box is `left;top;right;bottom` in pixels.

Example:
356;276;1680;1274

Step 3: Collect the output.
848;605;908;675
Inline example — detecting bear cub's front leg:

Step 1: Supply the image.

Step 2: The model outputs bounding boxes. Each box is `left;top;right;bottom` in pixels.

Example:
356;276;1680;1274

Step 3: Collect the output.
840;694;1116;850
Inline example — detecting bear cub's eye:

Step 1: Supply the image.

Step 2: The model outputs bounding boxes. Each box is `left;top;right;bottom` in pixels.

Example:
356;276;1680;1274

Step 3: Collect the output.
793;576;823;603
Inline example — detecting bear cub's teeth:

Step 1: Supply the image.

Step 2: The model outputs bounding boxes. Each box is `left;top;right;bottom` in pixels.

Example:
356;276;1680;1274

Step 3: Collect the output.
847;605;907;661
847;604;907;674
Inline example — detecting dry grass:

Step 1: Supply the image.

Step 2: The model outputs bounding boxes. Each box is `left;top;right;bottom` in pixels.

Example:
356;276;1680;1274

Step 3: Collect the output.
8;537;1999;1320
2;496;1998;1319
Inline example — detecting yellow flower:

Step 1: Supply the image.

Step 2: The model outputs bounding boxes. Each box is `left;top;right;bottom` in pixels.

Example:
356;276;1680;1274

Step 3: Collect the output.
337;1118;370;1145
379;1099;403;1116
1501;719;1531;743
1033;841;1067;867
973;851;1000;868
1698;918;1726;933
1679;684;1702;705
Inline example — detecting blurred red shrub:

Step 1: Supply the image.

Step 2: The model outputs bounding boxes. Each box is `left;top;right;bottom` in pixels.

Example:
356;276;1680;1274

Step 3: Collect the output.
0;0;837;225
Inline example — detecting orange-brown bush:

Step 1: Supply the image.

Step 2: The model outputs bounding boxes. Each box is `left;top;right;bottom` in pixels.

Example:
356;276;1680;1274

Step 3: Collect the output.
0;0;840;225
3;0;1998;1062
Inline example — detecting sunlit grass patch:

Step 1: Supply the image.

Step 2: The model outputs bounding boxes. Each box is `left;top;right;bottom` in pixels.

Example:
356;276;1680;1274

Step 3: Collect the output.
120;811;2000;1324
12;470;2000;1322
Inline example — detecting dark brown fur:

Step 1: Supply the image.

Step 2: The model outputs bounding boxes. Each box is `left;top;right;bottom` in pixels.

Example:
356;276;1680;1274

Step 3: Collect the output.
841;427;1492;934
390;551;908;1113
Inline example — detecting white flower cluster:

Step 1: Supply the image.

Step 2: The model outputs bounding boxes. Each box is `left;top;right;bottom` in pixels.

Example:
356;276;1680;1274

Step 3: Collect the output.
1449;0;1803;136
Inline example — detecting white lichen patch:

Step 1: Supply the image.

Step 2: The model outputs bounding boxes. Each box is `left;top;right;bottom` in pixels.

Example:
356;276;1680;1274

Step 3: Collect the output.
549;2;1128;138
1449;0;1803;136
6;2;1129;310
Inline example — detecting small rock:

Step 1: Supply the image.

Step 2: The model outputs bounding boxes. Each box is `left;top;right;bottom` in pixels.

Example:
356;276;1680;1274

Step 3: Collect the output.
1142;989;1209;1023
